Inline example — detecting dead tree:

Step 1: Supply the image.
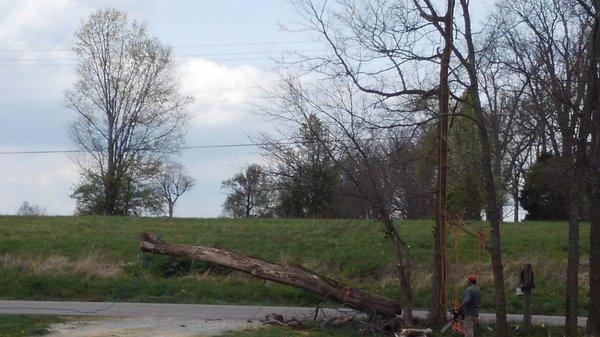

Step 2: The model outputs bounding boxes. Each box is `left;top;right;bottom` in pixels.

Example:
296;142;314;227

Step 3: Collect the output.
429;0;455;325
139;231;403;317
260;73;425;326
285;0;451;325
156;162;195;217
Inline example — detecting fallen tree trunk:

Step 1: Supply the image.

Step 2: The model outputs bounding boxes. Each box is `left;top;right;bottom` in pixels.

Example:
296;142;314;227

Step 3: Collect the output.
139;231;402;317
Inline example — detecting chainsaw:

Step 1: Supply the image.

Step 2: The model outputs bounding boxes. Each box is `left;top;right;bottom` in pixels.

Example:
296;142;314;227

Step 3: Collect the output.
440;309;465;334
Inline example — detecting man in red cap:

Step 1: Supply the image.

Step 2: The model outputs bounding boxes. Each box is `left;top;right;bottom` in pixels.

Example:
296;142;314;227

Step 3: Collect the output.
460;275;481;337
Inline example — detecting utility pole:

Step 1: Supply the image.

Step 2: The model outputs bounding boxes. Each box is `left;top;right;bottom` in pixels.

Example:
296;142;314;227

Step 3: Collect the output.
429;0;454;325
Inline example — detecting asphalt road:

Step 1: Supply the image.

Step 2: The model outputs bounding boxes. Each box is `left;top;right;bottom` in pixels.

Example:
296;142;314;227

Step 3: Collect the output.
0;300;587;327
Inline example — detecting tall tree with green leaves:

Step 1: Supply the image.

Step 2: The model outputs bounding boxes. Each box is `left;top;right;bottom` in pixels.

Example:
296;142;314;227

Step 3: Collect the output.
66;9;191;216
268;114;341;218
222;164;272;218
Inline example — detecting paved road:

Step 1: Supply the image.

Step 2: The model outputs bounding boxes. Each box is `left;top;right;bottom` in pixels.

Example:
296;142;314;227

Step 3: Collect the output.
0;300;587;327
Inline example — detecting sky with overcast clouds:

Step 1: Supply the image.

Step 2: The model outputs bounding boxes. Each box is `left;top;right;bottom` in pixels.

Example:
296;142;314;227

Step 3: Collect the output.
0;0;498;218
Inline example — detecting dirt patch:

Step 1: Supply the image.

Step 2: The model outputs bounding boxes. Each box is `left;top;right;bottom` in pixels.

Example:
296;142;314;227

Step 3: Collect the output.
46;316;259;337
73;253;122;277
35;256;70;273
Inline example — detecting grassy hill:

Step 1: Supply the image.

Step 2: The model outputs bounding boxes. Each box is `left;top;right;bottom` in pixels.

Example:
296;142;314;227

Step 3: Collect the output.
0;216;590;316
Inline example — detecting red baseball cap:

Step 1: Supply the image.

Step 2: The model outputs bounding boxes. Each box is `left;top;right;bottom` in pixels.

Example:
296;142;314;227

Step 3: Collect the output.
467;274;478;282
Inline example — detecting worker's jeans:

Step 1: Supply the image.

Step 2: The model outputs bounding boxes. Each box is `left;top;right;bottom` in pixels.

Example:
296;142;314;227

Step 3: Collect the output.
463;315;477;337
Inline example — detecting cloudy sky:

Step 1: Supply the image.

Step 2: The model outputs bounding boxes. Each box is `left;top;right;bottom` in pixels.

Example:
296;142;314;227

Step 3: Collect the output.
0;0;497;217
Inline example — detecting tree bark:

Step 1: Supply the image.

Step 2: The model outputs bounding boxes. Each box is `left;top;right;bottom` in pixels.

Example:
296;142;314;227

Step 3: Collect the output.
379;215;413;326
139;231;403;317
566;182;581;336
475;101;510;337
565;93;588;337
246;193;251;218
104;160;118;215
586;7;600;337
512;171;520;223
513;191;519;223
588;189;600;337
168;203;174;218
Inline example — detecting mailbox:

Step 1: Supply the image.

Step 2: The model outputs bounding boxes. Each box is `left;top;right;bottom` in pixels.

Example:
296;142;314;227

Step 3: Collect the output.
518;263;534;290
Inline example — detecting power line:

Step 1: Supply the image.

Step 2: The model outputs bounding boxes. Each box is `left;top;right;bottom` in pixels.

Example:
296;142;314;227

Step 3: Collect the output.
0;149;84;155
0;54;316;68
0;40;323;53
0;137;403;156
0;86;264;106
0;141;299;156
0;99;63;106
0;49;326;63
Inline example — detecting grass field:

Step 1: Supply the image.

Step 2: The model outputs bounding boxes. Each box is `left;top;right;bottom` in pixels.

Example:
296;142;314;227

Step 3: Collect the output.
0;216;590;316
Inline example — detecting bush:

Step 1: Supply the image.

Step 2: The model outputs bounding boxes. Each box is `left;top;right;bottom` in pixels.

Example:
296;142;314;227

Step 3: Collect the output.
519;153;582;220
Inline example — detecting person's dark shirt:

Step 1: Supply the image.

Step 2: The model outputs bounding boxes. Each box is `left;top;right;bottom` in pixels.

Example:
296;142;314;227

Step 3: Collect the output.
461;284;481;317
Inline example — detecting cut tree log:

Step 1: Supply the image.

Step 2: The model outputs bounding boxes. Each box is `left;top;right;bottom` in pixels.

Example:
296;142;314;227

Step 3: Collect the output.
139;231;402;317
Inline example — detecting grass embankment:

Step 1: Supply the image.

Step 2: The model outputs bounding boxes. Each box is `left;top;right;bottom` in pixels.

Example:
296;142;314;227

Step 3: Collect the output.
0;216;590;315
0;315;62;337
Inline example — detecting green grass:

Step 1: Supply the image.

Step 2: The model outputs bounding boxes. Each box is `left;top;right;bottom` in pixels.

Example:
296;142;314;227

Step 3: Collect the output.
0;216;590;315
0;315;62;337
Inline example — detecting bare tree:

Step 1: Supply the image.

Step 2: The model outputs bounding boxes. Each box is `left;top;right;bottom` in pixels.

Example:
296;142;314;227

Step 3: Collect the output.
490;1;593;334
573;1;600;336
284;0;460;325
285;0;581;333
156;162;195;217
16;201;46;216
410;0;559;333
287;0;518;331
66;8;191;216
262;71;424;325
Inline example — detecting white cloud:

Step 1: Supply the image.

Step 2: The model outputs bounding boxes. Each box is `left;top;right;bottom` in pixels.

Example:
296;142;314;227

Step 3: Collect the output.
178;58;272;127
0;151;77;215
0;0;74;49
